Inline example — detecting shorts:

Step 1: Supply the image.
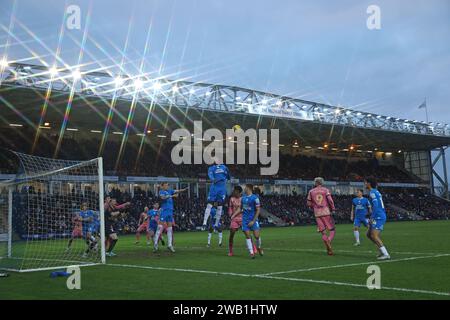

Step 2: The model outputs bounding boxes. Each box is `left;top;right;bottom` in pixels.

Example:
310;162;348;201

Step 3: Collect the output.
160;209;174;223
105;222;115;236
72;228;83;238
208;217;222;230
369;217;386;231
315;215;335;233
83;224;97;237
207;185;226;204
354;216;369;228
148;220;158;233
242;220;260;232
137;223;149;233
230;217;242;230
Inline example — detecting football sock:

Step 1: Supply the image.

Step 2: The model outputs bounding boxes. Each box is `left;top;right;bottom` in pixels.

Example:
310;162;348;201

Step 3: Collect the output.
354;230;360;242
328;230;336;242
218;232;223;245
256;237;261;248
154;225;163;247
380;246;389;256
108;239;118;253
246;239;254;254
207;233;212;245
215;206;223;226
203;204;213;225
167;227;173;247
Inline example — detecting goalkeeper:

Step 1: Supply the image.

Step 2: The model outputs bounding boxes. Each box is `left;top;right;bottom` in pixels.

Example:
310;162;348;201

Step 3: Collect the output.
104;196;130;257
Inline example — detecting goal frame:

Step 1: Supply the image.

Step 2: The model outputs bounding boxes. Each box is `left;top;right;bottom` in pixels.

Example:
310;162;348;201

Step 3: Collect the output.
0;156;106;272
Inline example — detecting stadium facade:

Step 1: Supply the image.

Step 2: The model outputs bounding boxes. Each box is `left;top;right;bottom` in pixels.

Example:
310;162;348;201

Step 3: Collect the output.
0;62;449;199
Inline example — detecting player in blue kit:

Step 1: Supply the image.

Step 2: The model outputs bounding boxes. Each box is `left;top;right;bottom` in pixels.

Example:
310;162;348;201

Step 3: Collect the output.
147;203;165;246
202;158;230;230
153;183;187;253
206;207;223;248
350;189;371;246
365;177;390;260
241;184;263;259
79;203;98;258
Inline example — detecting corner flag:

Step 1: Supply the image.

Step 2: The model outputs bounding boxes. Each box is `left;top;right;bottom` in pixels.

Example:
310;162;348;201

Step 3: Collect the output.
418;100;427;109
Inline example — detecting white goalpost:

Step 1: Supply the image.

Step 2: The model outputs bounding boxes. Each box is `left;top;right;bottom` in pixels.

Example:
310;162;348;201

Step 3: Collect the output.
0;152;105;272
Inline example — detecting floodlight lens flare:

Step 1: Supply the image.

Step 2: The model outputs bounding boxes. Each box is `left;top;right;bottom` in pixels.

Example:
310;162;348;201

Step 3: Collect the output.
114;76;124;87
153;81;162;91
134;78;143;89
0;57;8;68
72;69;81;80
49;66;58;76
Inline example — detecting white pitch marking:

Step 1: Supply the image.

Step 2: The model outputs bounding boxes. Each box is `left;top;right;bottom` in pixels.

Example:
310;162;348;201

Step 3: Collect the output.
256;274;450;297
107;262;450;297
259;253;450;276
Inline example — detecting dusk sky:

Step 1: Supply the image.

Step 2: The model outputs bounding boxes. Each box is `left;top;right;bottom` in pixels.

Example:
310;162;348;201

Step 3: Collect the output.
1;0;450;123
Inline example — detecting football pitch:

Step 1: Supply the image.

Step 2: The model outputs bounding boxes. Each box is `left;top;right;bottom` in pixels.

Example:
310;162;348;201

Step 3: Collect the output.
1;220;450;300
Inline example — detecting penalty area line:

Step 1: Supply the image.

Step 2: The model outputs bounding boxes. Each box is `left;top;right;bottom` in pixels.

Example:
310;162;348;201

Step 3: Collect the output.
106;262;450;297
259;253;450;276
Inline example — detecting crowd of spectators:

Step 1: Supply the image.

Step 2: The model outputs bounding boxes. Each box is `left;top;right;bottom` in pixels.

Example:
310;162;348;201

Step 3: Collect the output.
8;185;449;238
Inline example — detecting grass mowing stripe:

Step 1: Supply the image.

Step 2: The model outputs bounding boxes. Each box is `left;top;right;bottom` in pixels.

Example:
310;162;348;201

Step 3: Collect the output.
115;244;447;257
264;247;447;256
106;262;450;297
260;253;450;276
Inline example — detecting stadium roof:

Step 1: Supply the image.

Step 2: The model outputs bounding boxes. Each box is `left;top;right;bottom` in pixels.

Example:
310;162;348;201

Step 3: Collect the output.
1;62;450;153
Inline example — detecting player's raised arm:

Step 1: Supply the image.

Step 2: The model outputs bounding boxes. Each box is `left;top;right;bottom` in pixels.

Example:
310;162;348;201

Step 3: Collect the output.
174;187;188;194
115;202;130;210
208;165;215;182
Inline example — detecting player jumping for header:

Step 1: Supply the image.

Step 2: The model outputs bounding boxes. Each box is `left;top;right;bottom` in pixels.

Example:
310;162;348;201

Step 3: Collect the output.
206;207;224;248
202;158;230;230
365;177;390;260
351;189;371;246
307;177;336;256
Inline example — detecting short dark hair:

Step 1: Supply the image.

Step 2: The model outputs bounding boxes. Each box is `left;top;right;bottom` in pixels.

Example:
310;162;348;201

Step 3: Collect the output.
365;177;378;188
245;184;254;191
357;189;364;193
234;185;243;193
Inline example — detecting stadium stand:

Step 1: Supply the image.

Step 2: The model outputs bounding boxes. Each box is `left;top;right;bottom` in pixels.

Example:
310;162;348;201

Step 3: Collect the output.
0;134;420;183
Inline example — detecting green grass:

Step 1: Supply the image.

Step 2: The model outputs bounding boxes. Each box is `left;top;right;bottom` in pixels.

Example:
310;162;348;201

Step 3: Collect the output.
1;220;450;299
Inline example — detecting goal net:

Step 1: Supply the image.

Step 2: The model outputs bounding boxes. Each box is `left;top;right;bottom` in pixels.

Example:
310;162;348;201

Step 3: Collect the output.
0;152;105;272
